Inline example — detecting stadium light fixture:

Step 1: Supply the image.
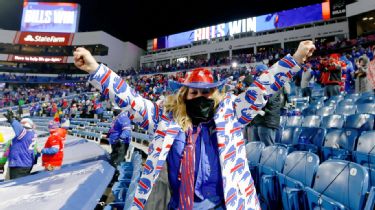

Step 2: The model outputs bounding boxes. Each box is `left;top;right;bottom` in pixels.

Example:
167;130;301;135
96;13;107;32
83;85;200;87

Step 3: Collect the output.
232;62;238;68
369;17;374;20
363;17;368;21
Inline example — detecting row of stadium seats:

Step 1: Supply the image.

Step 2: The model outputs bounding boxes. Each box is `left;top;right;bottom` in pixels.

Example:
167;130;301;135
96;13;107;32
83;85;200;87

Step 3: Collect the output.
281;113;374;131
246;143;375;210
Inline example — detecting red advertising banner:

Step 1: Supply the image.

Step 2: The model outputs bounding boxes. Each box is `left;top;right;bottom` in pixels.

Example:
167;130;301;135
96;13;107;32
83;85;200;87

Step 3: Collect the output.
7;55;67;63
14;31;74;46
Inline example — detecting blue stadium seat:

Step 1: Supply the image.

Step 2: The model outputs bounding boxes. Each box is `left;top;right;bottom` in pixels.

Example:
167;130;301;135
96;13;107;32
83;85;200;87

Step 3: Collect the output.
277;151;320;210
344;93;361;101
321;128;358;161
258;145;288;210
293;127;326;153
344;114;374;133
286;116;303;127
246;141;265;190
356;103;375;115
337;98;355;107
280;127;301;145
321;114;345;129
365;186;375;210
335;104;356;116
305;160;369;210
302;105;318;116
301;115;321;128
316;106;335;117
353;131;375;186
356;95;375;105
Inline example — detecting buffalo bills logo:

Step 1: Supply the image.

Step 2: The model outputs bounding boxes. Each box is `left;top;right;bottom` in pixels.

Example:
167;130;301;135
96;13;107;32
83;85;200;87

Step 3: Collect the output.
224;108;235;121
112;76;128;94
237;139;245;153
239;109;253;124
114;95;129;108
224;145;237;165
231;158;245;179
138;178;151;195
225;188;238;207
237;198;245;210
244;90;258;104
133;197;146;209
230;122;243;138
240;170;251;183
148;143;154;155
279;56;295;69
270;73;286;92
143;160;154;175
151;104;160;124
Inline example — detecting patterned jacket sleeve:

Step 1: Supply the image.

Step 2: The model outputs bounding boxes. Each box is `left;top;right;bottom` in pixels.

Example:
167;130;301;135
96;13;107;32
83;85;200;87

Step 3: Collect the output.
234;54;300;125
88;64;161;134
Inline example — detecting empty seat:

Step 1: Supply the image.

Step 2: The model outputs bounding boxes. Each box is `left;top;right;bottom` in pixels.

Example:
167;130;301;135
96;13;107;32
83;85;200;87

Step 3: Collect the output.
280;127;301;145
294;127;326;153
353;131;375;186
280;116;288;127
316;106;335;117
356;95;375;105
321;114;345;129
365;186;375;210
344;93;361;101
356;103;375;115
259;145;288;209
301;115;321;128
246;141;266;190
337;99;355;107
278;151;320;210
286;116;303;127
302;106;317;116
321;128;358;161
305;160;369;210
344;114;374;133
335;104;356;116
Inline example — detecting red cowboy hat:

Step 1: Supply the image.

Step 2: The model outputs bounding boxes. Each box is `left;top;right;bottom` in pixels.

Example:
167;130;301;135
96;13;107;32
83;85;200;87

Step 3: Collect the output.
168;68;226;92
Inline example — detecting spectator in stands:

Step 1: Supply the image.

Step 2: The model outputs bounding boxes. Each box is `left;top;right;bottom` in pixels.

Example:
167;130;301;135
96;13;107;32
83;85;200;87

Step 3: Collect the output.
320;56;342;99
37;119;66;171
107;108;132;167
0;110;38;179
300;63;316;101
249;90;282;146
354;55;371;93
73;40;315;210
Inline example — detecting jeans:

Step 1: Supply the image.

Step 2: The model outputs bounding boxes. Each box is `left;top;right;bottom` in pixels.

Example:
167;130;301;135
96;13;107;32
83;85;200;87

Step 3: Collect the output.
324;85;340;99
250;125;276;146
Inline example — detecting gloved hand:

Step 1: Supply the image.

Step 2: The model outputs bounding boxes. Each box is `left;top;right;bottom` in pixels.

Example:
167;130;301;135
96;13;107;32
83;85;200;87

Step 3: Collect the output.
4;110;15;123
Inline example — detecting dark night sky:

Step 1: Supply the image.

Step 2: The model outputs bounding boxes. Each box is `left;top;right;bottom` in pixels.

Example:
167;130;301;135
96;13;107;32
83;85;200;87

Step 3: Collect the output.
0;0;325;50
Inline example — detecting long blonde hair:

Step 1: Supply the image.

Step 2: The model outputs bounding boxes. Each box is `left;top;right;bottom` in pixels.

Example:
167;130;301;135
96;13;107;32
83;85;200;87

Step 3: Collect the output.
164;86;225;131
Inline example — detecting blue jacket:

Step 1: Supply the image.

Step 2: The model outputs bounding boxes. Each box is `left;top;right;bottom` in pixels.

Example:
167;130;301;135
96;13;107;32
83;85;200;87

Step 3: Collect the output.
8;120;37;168
108;112;132;144
167;119;224;209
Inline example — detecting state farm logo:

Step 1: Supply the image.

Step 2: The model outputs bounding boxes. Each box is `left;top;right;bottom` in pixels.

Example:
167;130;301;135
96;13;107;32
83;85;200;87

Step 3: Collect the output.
23;34;66;43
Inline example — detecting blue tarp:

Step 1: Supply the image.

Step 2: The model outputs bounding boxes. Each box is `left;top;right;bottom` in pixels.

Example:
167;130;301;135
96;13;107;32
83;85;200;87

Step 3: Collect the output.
0;160;114;210
32;139;109;172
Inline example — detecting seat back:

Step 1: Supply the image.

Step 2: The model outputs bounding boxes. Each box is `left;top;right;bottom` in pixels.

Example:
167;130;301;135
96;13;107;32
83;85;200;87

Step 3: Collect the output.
356;103;375;115
323;129;358;151
302;105;319;116
259;145;288;173
301;115;321;128
310;160;369;210
286;116;303;127
355;95;375;105
316;106;335;117
294;127;326;149
281;127;301;145
282;151;319;187
337;99;355;107
344;114;374;132
356;131;375;155
335;104;356;116
344;93;361;101
246;141;266;165
321;114;345;129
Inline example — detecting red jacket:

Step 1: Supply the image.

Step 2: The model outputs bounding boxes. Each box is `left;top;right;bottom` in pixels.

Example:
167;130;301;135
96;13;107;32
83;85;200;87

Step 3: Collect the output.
42;128;66;167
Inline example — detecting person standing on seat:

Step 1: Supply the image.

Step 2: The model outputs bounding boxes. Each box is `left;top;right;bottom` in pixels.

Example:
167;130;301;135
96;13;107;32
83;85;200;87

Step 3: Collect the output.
108;108;132;167
73;41;315;210
37;118;66;171
0;110;38;179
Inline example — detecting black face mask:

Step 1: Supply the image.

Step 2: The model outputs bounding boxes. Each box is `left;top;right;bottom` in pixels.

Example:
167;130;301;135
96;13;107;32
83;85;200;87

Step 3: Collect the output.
185;96;215;125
